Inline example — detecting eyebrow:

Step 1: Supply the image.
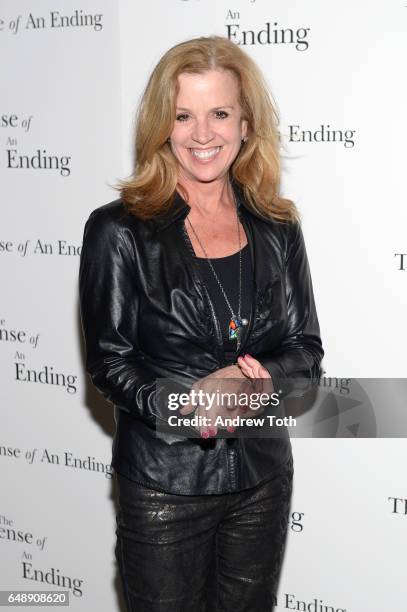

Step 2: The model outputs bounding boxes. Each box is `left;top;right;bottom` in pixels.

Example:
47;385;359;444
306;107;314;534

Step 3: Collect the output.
175;105;235;111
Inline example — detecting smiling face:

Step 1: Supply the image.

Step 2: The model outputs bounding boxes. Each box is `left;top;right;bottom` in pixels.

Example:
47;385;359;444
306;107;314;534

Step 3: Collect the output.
169;69;248;186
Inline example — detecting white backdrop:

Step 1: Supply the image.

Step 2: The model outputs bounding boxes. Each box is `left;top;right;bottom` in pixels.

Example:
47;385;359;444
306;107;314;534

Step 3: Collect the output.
1;1;406;610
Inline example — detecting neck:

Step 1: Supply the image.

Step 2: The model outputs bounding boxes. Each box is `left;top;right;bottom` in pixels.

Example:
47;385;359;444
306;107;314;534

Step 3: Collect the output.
177;174;235;216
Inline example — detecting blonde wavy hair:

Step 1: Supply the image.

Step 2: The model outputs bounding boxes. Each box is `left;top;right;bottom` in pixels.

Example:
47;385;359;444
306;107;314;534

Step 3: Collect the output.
115;35;298;222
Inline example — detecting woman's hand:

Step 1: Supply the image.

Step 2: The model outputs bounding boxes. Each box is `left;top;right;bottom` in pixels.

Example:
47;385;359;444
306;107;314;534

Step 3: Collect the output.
237;354;272;380
179;357;273;438
179;365;247;437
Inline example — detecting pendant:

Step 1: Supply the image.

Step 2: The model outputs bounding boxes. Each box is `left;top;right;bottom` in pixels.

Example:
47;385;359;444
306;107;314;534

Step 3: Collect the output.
228;316;248;340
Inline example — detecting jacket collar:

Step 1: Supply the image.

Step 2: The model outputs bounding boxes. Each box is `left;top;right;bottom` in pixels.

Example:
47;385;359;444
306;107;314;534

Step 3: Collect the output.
152;178;259;233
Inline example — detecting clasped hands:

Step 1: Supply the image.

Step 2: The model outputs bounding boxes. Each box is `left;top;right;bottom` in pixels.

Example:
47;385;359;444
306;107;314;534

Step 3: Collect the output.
179;354;273;438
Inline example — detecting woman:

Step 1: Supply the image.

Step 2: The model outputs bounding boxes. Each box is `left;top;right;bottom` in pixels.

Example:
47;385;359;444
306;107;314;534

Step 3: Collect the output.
79;35;323;611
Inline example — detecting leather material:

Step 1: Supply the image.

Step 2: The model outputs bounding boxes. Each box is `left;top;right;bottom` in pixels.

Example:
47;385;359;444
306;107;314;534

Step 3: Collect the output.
115;456;294;611
79;179;324;494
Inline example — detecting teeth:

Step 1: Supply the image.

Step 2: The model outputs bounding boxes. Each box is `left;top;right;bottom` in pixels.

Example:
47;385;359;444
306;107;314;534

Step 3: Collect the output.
191;146;221;159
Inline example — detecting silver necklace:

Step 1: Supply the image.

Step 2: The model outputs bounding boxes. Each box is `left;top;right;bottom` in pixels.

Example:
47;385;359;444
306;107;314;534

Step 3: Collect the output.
186;192;249;350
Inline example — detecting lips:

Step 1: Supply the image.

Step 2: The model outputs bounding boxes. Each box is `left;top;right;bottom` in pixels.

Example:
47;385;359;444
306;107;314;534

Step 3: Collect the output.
190;146;222;160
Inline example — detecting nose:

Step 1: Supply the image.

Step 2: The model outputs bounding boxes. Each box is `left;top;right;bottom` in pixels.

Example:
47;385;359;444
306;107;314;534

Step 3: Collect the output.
191;117;214;145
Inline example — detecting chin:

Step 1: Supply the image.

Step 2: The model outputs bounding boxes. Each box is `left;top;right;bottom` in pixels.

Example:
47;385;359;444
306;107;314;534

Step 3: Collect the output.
183;164;231;183
190;173;228;184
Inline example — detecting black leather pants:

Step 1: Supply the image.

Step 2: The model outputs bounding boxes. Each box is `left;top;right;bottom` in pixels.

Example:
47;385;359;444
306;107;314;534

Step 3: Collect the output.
115;457;293;612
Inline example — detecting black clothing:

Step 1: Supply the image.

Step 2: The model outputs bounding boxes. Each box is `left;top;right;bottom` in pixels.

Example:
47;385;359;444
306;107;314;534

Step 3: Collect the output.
78;179;324;495
196;244;254;364
115;456;293;612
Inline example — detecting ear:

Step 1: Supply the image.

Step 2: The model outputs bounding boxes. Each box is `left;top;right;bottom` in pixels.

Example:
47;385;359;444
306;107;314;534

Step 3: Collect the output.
241;118;248;140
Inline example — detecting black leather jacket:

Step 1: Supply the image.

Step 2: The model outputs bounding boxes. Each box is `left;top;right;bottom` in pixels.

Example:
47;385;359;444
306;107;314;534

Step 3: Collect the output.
79;180;324;494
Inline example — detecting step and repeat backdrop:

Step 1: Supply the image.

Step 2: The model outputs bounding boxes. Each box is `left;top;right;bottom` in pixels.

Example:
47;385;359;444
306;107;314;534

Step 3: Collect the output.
1;1;406;610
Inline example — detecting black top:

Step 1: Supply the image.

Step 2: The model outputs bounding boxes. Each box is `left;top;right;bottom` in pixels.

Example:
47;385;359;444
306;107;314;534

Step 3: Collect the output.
196;244;254;364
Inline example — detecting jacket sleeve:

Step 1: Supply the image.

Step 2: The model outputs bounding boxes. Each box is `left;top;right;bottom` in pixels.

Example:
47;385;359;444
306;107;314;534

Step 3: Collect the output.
260;220;324;397
78;208;163;428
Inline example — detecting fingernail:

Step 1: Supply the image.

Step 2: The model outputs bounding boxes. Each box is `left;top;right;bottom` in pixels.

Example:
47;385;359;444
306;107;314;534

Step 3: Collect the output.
208;427;217;436
227;426;235;433
201;431;209;439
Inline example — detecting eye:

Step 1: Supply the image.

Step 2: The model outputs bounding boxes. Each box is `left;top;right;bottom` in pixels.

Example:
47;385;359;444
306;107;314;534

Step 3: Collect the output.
176;113;189;122
215;110;229;119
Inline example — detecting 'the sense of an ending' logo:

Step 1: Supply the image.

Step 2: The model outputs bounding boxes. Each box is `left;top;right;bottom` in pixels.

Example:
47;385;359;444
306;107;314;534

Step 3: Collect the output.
225;9;310;51
0;239;81;258
0;318;78;394
0;513;84;597
281;125;356;148
14;361;78;394
22;560;84;598
0;444;114;479
277;594;347;612
6;146;71;176
1;10;103;35
1;115;72;176
394;253;407;270
0;513;47;551
289;511;304;532
388;496;407;514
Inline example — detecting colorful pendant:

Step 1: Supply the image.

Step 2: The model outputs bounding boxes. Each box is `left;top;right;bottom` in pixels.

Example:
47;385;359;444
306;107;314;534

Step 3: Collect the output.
228;316;248;340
